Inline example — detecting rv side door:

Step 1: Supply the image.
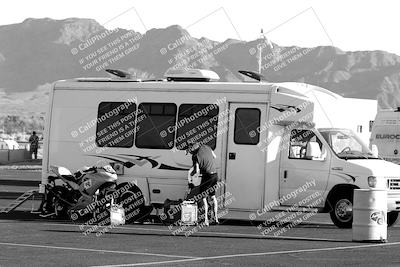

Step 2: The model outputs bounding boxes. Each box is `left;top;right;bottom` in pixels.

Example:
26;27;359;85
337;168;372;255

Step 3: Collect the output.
225;103;267;210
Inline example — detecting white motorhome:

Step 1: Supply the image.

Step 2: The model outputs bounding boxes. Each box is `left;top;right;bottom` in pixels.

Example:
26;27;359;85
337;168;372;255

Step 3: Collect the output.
370;108;400;164
41;69;400;228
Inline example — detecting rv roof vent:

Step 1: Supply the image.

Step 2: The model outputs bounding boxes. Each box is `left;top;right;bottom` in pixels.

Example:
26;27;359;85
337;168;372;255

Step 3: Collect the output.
106;69;132;78
238;70;266;82
164;69;220;82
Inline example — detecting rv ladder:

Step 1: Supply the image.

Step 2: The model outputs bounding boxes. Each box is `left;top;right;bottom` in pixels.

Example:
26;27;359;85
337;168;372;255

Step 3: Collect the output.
0;189;39;214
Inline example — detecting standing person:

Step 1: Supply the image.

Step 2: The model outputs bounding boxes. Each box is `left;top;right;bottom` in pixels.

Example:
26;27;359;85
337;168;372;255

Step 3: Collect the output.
186;141;219;226
29;131;39;160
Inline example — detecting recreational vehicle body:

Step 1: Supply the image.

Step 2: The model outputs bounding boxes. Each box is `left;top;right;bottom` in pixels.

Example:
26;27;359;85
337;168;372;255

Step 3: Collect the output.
41;69;400;228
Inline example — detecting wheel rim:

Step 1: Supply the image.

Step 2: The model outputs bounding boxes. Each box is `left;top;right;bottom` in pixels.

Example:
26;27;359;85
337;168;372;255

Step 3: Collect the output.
335;199;353;222
54;200;65;213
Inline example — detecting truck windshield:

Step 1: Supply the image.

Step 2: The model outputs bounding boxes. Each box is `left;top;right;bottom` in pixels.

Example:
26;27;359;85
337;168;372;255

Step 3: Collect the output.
319;129;378;160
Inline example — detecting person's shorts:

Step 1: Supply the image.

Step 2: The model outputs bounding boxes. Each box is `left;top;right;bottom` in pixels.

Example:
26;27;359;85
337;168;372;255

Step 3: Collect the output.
200;173;218;196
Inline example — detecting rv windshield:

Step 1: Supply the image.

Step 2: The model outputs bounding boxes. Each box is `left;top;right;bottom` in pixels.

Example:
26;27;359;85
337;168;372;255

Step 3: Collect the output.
319;129;378;160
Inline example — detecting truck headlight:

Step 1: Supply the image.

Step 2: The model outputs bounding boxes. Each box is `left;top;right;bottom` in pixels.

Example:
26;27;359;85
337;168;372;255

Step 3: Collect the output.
368;176;377;188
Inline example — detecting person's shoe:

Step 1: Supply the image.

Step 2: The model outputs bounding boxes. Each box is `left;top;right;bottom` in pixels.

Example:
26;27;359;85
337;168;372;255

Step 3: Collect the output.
204;220;209;226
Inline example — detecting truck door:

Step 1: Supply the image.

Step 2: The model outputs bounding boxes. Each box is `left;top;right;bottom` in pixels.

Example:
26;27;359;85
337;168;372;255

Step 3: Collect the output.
225;103;267;210
279;128;330;206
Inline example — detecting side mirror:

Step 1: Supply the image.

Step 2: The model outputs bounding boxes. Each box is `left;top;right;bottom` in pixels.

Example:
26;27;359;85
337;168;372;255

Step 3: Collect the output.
371;144;379;158
306;141;326;161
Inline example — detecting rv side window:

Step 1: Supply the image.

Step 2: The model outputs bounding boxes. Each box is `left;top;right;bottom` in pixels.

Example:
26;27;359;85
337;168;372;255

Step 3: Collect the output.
176;104;219;150
96;102;137;147
234;108;261;145
135;103;177;149
289;129;322;160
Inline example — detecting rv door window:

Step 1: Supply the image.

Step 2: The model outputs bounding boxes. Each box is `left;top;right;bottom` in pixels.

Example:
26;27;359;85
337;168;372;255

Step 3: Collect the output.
135;103;177;149
176;104;219;150
234;108;261;145
96;101;137;147
289;129;322;160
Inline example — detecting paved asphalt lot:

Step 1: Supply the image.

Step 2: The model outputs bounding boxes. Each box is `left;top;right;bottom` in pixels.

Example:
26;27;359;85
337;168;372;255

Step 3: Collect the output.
1;168;400;266
0;169;41;182
0;215;400;267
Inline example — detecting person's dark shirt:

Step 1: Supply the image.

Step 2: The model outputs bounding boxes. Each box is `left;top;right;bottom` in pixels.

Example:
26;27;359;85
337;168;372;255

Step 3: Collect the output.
192;145;217;175
29;135;39;149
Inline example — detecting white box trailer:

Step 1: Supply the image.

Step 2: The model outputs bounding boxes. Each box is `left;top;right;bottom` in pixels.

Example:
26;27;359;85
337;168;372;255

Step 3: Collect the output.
370;108;400;164
41;69;400;228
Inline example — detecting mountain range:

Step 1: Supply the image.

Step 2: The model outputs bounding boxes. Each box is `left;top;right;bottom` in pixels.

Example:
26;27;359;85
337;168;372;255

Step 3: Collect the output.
1;17;400;118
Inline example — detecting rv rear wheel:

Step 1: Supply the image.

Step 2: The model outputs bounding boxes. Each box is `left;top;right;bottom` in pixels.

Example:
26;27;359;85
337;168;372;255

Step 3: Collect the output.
116;183;151;224
329;189;354;229
388;211;399;227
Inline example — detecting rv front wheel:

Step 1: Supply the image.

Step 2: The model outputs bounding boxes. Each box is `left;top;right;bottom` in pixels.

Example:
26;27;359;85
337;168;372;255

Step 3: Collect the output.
48;186;70;219
329;190;354;228
388;211;399;227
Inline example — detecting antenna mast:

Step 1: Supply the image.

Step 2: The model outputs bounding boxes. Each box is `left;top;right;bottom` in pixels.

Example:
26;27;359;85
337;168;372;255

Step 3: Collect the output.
258;29;266;74
258;29;274;74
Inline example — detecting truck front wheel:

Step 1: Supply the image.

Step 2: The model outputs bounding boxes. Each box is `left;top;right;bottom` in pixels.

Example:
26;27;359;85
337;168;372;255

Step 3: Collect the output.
329;190;354;228
387;211;399;227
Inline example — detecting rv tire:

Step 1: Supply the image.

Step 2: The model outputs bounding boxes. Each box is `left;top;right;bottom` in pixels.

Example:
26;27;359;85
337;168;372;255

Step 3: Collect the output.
116;183;151;224
329;189;354;229
388;211;399;227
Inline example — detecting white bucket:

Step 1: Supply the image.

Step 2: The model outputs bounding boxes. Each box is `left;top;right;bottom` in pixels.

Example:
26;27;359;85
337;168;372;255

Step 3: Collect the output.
352;189;387;242
180;201;198;226
110;198;125;226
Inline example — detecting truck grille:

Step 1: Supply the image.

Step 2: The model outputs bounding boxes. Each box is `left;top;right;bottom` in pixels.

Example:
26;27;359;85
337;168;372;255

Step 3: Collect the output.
387;178;400;190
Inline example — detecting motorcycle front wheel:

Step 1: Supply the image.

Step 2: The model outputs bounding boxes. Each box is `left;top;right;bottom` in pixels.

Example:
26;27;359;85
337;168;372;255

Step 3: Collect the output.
47;186;72;219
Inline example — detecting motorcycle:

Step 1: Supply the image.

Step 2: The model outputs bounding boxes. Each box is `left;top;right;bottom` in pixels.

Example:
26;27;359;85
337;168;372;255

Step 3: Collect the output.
40;164;118;224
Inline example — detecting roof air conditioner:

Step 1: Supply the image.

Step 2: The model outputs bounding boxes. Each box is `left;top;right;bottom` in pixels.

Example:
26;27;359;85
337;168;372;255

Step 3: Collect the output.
164;69;220;82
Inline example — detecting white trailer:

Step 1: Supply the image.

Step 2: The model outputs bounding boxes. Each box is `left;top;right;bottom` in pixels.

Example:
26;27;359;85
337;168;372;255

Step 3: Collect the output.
370;107;400;164
41;69;400;228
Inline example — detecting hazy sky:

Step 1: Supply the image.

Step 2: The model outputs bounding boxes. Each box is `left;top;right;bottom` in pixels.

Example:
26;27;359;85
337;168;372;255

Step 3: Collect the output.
1;0;399;55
